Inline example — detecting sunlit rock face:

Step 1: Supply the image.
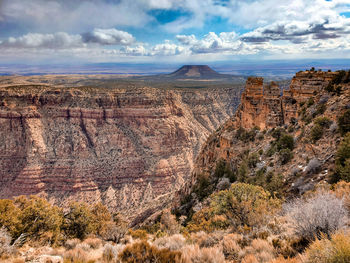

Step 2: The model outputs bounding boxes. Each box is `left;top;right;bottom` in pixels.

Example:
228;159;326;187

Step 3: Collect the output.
0;84;241;223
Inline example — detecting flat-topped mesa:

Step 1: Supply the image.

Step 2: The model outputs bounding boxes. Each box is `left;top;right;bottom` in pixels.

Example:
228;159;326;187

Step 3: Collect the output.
233;70;339;130
289;70;338;100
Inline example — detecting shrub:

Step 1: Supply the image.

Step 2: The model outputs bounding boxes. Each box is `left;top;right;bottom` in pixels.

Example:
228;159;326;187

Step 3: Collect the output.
154;234;186;251
90;202;113;237
63;247;89;263
338;110;350;136
159;210;180;235
210;183;281;228
277;134;294;151
248;153;260;168
313;104;327;117
310;124;323;142
194;174;212;201
238;162;249;182
242;239;275;263
279;149;293;165
265;172;284;196
182;244;225;263
118;241;182;263
304;231;350;263
333;133;350;182
0;199;21;238
14;195;63;244
214;159;236;182
285;192;348;241
314;116;332;127
102;243;119;262
307;98;314;107
222;234;241;261
236;127;256;142
129;229;148;240
63;202;94;240
0;227;15;257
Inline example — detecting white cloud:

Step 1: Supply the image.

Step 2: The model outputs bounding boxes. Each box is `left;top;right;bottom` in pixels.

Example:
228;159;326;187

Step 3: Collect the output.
0;32;83;49
150;40;185;56
0;29;136;49
82;28;135;45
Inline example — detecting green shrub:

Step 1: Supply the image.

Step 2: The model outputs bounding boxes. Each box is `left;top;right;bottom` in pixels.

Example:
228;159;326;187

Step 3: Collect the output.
214;159;236;182
63;202;94;240
210;183;281;228
194;174;212;201
310;123;324;142
279;149;293;165
333;133;350;182
338;110;350;136
265;172;284;196
248;153;260;168
307;98;314;107
15;195;63;243
0;199;21;238
266;145;277;157
314;116;332;127
271;128;285;140
277;134;294;151
237;162;249;182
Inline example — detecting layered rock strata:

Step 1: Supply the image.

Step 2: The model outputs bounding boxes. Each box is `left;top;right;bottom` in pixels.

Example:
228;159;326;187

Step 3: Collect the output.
0;84;241;223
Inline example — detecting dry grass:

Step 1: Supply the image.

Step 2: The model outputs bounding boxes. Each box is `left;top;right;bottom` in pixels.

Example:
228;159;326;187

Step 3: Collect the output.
222;234;241;260
241;239;275;263
182;244;225;263
190;231;223;248
83;238;102;249
154;234;186;251
304;231;350;263
0;228;15;257
269;256;301;263
63;247;89;263
64;239;81;250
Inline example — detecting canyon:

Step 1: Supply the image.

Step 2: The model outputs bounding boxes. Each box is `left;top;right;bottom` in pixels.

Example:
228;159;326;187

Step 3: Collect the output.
0;73;242;224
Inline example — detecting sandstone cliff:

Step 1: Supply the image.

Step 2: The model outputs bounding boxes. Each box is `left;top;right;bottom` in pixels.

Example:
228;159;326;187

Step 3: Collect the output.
187;70;349;205
0;83;241;223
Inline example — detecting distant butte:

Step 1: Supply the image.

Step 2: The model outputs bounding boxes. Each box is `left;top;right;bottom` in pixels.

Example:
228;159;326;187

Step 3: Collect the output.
167;65;226;79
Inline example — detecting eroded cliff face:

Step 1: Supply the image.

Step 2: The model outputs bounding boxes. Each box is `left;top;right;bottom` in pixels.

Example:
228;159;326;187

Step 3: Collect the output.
0;84;241;223
190;70;348;197
230;70;338;131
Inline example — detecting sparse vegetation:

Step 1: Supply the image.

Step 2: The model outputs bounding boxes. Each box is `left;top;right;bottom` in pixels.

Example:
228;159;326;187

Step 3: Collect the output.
285;192;348;241
338;110;350;136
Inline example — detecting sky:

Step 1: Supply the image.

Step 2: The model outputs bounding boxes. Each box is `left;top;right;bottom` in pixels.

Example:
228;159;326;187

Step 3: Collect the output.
0;0;350;64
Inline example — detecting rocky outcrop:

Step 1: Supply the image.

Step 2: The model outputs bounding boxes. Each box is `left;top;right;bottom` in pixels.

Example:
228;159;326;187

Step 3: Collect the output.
230;70;338;130
0;84;241;223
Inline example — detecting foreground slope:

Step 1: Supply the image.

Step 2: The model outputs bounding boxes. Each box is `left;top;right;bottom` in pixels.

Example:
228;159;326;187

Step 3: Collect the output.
0;80;242;223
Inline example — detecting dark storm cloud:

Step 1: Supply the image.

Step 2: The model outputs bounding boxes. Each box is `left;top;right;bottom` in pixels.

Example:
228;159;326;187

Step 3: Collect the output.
241;21;346;43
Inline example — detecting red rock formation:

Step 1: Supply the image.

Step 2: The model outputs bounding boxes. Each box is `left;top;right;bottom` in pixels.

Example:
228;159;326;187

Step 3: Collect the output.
0;84;241;222
231;70;337;130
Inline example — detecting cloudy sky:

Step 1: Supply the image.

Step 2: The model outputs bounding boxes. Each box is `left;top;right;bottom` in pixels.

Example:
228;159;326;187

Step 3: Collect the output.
0;0;350;64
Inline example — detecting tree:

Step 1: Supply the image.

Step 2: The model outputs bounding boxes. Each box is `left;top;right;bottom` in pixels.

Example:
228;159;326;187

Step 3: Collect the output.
63;202;94;239
210;183;281;228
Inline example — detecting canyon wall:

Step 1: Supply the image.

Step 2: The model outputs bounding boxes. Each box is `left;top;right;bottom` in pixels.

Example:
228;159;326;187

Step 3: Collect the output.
0;84;241;223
